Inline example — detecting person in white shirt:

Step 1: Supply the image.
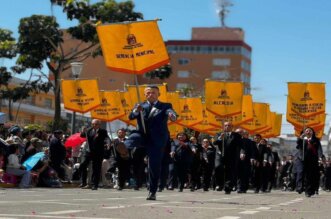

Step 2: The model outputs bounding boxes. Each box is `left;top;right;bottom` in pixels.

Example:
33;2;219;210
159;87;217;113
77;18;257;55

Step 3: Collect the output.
6;144;31;188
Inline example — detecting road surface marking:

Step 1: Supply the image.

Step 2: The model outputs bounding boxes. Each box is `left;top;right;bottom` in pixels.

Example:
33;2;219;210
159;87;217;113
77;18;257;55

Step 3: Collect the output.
0;214;117;219
216;217;240;219
239;210;259;214
102;205;126;209
42;210;87;215
256;207;271;210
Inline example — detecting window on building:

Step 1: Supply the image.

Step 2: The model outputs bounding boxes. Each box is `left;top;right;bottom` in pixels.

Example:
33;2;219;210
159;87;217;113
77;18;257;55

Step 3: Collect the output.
21;96;33;104
177;71;190;78
213;58;231;66
241;60;251;72
176;83;189;90
44;98;52;109
178;58;190;65
211;71;230;80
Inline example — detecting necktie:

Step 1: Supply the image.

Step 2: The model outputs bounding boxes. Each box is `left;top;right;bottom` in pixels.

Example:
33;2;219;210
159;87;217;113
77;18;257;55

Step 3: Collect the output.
148;103;154;115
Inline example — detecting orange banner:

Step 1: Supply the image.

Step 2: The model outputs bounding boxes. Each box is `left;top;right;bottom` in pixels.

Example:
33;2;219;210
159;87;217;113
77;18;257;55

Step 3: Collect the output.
168;123;185;139
261;113;282;138
61;79;100;113
176;97;203;127
118;91;136;126
91;91;125;121
287;82;325;118
209;95;253;127
191;103;220;132
241;102;269;133
97;20;169;74
205;80;244;117
166;91;181;124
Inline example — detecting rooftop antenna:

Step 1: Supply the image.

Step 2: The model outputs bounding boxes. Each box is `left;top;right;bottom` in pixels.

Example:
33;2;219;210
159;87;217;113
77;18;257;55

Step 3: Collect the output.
215;0;233;27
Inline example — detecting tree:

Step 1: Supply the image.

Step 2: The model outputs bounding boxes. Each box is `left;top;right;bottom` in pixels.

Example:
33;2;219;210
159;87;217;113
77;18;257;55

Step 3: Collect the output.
144;64;173;81
16;0;143;131
0;28;51;122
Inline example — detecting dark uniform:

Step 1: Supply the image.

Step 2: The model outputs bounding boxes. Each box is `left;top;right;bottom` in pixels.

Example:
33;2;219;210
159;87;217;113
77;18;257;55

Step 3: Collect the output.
213;132;242;194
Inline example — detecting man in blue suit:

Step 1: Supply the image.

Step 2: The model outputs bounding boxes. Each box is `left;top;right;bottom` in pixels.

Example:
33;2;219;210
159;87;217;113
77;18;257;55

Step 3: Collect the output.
129;85;176;200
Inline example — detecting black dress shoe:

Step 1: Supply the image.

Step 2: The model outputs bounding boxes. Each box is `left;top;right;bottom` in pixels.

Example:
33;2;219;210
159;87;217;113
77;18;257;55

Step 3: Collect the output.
146;193;156;200
79;184;87;188
216;186;223;191
158;188;163;192
225;190;231;194
91;186;98;190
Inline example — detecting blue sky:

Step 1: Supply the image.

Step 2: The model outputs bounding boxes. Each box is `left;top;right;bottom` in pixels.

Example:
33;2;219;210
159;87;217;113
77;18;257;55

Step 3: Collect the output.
1;0;330;134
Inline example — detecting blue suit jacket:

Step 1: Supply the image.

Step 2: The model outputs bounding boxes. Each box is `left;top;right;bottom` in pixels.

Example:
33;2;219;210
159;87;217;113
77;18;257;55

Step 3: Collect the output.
129;101;176;148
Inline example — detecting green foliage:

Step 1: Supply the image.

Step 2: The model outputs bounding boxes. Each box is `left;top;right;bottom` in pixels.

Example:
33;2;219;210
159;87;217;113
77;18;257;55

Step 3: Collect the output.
46;118;69;133
17;15;63;69
145;64;172;80
24;124;44;131
0;29;17;58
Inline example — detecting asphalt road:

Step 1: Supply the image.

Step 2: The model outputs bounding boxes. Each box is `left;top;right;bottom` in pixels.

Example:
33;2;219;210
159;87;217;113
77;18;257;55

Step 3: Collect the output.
0;187;330;219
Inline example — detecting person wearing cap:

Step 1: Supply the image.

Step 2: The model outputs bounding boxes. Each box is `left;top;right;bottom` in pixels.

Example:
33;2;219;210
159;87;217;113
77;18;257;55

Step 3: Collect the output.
7;126;25;158
129;85;177;200
49;130;66;181
21;137;43;163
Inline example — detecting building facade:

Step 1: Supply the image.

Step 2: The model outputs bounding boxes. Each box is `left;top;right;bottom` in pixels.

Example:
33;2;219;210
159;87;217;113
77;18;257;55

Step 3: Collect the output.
138;27;252;96
0;77;55;127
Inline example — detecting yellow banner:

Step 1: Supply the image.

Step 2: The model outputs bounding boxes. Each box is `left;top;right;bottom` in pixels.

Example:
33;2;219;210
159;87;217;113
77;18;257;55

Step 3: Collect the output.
166;91;181;124
61;79;100;113
97;20;169;74
261;112;282;138
287;96;326;127
168;123;184;139
127;83;168;103
241;102;269;133
119;91;136;126
91;91;125;121
176;97;203;127
191;103;220;132
205;80;244;117
287;82;325;118
209;95;253;127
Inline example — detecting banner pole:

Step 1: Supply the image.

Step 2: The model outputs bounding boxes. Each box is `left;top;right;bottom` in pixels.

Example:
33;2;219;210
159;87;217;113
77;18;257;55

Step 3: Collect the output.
134;74;146;134
106;122;117;159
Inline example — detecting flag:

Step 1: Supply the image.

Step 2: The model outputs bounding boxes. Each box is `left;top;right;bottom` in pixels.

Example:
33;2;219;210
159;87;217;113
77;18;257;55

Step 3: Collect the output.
97;20;169;74
176;97;203;127
61;79;100;113
91;91;125;121
119;91;137;126
166;91;181;124
287;82;325;118
287;96;326;128
191;103;220;132
241;102;269;134
205;80;244;117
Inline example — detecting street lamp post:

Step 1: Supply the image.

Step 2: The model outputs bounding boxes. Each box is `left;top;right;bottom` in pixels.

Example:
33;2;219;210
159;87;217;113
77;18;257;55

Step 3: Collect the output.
70;62;84;134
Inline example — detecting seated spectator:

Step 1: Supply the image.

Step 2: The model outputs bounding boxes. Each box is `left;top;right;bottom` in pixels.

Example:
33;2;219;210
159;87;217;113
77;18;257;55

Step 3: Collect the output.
5;144;31;188
0;148;4;180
